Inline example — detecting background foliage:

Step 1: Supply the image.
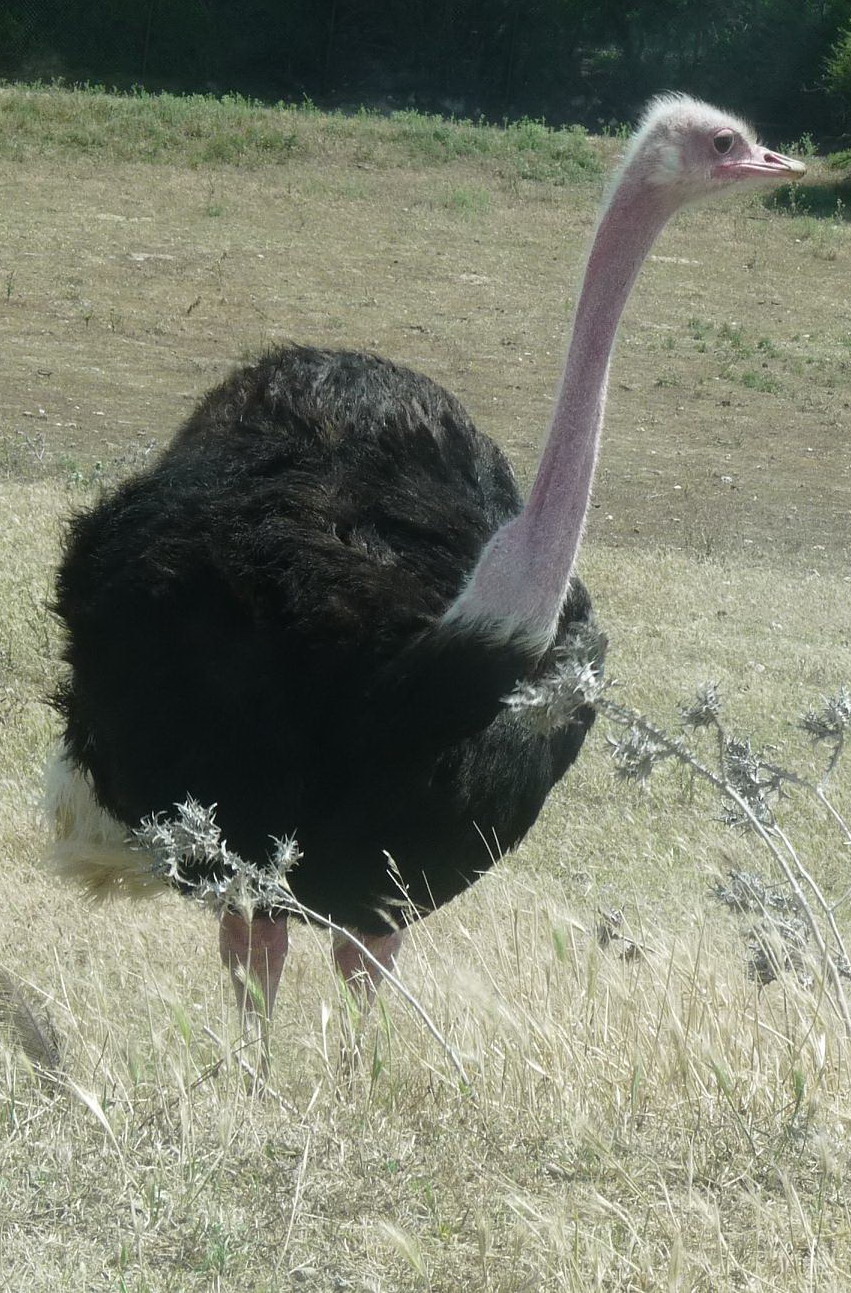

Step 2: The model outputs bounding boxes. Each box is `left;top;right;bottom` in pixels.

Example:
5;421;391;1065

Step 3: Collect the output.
5;0;851;141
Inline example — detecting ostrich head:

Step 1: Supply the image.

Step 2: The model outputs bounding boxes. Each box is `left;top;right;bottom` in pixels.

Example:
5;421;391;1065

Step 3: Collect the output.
446;94;806;653
619;94;806;207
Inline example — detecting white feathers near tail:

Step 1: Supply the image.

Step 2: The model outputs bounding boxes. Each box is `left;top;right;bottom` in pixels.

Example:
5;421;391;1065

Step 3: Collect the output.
43;744;162;901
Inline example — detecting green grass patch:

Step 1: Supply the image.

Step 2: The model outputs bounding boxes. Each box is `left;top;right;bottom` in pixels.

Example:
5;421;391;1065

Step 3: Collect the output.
739;368;782;394
0;84;302;165
0;82;602;183
440;184;492;216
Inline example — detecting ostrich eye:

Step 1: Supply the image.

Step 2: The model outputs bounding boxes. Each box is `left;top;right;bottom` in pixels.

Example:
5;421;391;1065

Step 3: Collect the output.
713;130;735;155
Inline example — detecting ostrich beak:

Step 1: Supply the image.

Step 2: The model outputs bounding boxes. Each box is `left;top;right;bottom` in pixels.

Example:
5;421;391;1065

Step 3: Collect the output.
713;148;807;183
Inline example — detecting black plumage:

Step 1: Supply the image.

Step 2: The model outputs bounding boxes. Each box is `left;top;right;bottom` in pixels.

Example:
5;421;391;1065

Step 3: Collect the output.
53;344;598;935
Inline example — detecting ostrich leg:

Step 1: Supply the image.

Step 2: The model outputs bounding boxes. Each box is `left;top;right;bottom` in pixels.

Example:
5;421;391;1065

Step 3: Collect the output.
219;910;289;1076
332;929;404;1002
332;929;404;1064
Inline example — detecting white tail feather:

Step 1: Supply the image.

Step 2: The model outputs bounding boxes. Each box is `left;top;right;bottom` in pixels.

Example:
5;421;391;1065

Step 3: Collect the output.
43;744;161;901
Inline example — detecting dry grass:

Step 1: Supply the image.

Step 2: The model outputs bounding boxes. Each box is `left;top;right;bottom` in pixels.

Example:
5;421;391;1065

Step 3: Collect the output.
1;87;851;1291
3;484;850;1291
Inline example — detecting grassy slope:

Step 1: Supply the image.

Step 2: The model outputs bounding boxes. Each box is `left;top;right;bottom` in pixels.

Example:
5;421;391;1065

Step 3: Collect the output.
1;87;850;1291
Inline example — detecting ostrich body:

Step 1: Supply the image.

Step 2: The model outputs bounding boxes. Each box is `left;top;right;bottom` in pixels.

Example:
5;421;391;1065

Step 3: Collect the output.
56;345;592;925
49;97;803;1061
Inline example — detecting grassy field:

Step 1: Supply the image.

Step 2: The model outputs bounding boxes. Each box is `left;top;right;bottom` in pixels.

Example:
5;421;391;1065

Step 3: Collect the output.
1;85;850;1291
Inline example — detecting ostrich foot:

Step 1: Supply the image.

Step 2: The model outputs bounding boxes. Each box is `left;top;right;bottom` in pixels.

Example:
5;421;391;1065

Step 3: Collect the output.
219;910;289;1081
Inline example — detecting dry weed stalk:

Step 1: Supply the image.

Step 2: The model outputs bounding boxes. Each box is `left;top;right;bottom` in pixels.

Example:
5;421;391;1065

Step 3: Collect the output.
605;685;851;1034
508;635;851;1034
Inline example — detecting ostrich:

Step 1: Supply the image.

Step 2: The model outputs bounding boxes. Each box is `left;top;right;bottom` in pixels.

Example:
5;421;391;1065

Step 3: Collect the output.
47;96;803;1067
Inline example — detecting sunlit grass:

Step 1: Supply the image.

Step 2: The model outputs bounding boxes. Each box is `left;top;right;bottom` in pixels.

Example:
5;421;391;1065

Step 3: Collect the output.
2;481;850;1290
0;82;601;183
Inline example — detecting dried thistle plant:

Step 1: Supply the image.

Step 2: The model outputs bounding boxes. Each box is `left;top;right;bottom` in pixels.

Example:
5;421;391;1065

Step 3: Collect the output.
504;619;607;733
711;870;812;987
746;916;812;988
720;737;785;828
610;726;680;785
134;798;300;920
800;686;850;782
680;680;723;730
500;635;851;1023
712;868;799;917
601;680;851;1033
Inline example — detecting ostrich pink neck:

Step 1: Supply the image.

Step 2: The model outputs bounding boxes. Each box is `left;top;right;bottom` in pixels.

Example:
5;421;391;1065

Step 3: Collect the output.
446;172;681;652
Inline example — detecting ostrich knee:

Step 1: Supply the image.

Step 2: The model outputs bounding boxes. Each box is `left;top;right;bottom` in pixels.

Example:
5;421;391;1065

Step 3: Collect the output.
219;910;289;1071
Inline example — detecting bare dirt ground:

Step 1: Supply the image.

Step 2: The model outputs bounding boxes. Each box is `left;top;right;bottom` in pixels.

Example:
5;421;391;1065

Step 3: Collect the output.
1;148;848;574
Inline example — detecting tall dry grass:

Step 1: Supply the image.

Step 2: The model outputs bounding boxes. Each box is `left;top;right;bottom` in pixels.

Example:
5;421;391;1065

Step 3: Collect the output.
2;480;850;1291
